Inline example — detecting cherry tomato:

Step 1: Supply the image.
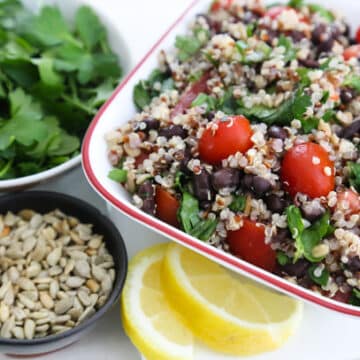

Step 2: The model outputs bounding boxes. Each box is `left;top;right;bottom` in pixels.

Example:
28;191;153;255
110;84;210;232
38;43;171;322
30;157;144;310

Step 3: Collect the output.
281;142;335;199
198;115;253;165
227;219;276;272
171;72;210;118
337;190;360;215
210;0;233;12
343;45;360;61
155;187;180;227
356;27;360;44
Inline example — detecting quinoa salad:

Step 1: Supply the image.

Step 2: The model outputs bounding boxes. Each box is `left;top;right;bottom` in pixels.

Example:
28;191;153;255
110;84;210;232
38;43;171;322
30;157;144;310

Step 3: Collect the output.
106;0;360;305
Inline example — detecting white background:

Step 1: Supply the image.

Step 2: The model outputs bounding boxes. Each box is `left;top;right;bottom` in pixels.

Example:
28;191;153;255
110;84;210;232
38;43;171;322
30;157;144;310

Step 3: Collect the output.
1;0;360;359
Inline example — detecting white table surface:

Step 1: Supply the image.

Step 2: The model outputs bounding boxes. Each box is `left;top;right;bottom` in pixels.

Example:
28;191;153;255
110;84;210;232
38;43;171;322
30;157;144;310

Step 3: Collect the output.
1;0;360;359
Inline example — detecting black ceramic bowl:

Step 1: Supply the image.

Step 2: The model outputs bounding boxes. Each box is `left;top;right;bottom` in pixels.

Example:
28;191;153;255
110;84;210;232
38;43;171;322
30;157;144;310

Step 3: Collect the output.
0;191;128;356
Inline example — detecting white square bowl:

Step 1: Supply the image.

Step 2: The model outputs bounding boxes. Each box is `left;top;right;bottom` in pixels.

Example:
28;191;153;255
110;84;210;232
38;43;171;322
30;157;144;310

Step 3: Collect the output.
82;0;360;317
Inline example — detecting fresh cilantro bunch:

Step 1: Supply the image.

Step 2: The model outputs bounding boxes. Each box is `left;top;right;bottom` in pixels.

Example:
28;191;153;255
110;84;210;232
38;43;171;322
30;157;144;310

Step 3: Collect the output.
0;1;122;179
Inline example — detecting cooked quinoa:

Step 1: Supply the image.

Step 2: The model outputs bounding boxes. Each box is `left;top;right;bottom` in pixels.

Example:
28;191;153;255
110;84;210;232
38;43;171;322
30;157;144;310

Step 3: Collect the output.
106;0;360;305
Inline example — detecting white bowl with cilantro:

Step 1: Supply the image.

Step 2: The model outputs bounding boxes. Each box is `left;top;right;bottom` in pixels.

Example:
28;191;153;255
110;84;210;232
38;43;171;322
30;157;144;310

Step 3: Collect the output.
0;0;131;190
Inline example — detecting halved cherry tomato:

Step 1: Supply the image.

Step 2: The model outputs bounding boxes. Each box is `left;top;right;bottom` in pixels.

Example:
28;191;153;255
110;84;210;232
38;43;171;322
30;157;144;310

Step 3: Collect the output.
356;27;360;44
281;142;335;199
210;0;233;12
227;219;276;272
198;115;253;165
171;72;210;118
155;187;180;227
337;190;360;215
343;45;360;61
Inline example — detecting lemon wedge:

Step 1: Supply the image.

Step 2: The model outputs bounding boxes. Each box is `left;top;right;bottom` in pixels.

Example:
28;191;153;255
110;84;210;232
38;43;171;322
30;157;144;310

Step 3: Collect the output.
162;243;303;356
121;243;194;360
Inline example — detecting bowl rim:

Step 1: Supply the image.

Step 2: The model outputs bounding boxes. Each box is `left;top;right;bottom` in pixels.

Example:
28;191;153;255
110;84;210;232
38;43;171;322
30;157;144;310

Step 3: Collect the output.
0;155;81;191
0;190;128;346
82;0;360;317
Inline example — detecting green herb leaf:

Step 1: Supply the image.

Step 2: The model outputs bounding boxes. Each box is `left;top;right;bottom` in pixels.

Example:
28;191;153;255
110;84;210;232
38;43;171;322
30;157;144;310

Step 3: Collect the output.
75;6;105;51
286;205;305;261
191;93;217;111
229;194;246;212
348;162;360;192
300;117;319;133
308;264;329;286
278;35;296;63
18;6;74;48
287;206;331;263
108;168;127;183
288;0;304;8
309;4;335;22
343;75;360;93
349;289;360;307
277;251;291;266
292;93;311;119
175;35;202;62
178;192;217;241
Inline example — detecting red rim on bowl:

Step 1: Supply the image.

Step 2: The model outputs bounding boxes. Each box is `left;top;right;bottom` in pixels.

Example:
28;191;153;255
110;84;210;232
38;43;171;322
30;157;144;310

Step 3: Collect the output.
82;0;360;317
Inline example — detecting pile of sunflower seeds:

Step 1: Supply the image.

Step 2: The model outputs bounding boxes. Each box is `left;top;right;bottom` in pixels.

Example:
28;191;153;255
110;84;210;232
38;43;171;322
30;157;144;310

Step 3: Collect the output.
0;209;115;340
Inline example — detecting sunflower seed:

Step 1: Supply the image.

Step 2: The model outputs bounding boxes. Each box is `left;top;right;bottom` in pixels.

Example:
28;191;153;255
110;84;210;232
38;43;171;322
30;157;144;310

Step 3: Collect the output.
74;260;90;278
54;297;74;315
66;277;85;288
24;319;35;339
86;279;100;293
49;280;59;299
18;293;35;310
46;248;62;267
1;316;15;338
77;290;91;307
12;326;25;339
0;302;10;322
18;278;36;291
39;292;54;309
52;315;71;324
25;262;41;278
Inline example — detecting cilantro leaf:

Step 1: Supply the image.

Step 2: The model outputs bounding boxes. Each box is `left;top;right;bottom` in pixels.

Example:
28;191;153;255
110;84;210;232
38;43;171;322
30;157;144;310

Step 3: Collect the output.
308;264;329;286
175;35;202;62
343;75;360;93
75;6;105;51
278;35;296;63
108;168;128;183
287;206;331;263
349;289;360;307
288;0;304;8
18;6;75;48
348;162;360;192
178;192;217;241
277;251;291;266
229;194;246;212
309;4;335;22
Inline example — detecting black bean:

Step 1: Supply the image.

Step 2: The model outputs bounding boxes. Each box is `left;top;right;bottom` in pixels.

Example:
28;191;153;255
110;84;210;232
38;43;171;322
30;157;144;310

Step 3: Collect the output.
211;168;241;191
344;23;351;37
335;274;346;286
241;174;254;190
178;148;192;174
347;256;360;272
134;118;160;132
301;202;326;222
271;228;291;243
340;87;357;104
298;58;320;69
193;169;214;202
252;176;272;196
159;125;188;139
281;259;311;278
317;38;334;54
199;200;212;210
312;24;328;45
142;198;156;215
265;194;287;213
137;181;155;215
340;119;360;140
288;30;306;42
268;125;287;140
207;111;216;121
298;274;314;288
